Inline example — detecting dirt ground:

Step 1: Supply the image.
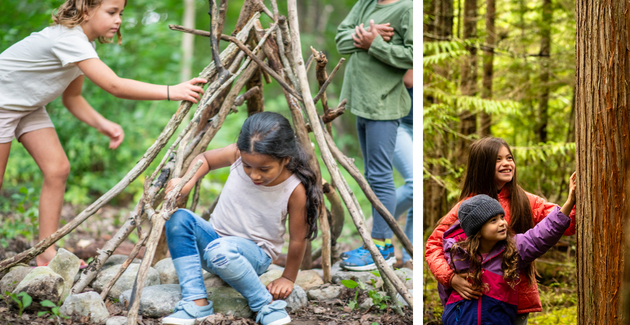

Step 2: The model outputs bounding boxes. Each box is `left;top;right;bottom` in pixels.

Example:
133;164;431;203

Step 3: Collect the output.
0;205;414;324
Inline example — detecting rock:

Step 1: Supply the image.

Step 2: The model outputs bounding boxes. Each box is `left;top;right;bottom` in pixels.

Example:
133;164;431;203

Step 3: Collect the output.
101;255;141;271
358;297;373;310
0;265;32;294
311;268;324;279
120;284;182;317
93;264;160;300
203;270;227;288
330;261;343;275
12;266;64;309
332;270;383;289
48;248;81;301
295;270;323;291
396;289;413;306
59;292;109;324
285;285;307;312
394;268;413;289
153;258;178;285
306;285;344;301
206;286;253;318
266;264;285;272
259;269;284;286
105;316;128;325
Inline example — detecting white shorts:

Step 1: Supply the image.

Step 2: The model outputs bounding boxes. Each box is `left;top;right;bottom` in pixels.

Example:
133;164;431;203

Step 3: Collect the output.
0;107;55;143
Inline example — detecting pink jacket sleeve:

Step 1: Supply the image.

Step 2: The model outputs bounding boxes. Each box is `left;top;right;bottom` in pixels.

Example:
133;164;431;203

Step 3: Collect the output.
425;202;462;287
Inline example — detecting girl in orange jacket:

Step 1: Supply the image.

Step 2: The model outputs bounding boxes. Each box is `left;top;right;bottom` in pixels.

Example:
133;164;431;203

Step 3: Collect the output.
425;137;576;324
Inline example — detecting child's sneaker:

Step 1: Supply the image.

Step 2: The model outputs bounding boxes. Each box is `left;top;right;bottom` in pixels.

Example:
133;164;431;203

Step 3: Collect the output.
339;245;367;260
162;300;214;325
340;244;396;271
255;300;291;325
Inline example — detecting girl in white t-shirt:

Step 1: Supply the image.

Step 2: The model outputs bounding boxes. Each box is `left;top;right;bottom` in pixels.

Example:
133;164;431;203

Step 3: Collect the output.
0;0;207;266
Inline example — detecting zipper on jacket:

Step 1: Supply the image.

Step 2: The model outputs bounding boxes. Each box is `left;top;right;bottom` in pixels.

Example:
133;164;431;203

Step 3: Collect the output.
477;296;482;324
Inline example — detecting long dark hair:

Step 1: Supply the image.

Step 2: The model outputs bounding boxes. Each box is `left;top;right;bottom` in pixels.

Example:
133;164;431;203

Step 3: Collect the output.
458;137;536;285
236;112;322;240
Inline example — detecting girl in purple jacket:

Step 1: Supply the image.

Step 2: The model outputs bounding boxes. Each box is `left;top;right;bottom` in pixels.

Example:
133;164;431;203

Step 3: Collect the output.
440;173;576;325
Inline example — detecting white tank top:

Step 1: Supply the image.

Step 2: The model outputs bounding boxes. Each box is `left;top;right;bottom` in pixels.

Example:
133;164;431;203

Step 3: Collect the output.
210;157;302;260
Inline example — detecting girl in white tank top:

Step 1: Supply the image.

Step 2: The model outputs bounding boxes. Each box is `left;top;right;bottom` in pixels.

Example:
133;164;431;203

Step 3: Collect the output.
163;112;323;325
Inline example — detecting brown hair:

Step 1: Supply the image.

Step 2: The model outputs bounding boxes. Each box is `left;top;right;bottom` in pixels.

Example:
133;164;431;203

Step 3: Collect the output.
52;0;125;45
436;137;537;285
449;233;524;291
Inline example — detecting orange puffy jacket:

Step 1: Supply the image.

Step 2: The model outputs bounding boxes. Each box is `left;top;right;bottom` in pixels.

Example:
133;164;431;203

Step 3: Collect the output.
425;187;576;314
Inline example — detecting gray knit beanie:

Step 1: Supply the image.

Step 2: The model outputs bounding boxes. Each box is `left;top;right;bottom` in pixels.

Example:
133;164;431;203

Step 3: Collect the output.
458;194;506;238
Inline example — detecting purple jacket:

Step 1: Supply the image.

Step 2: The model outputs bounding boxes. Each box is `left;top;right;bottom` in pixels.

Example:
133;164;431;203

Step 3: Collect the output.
439;206;571;325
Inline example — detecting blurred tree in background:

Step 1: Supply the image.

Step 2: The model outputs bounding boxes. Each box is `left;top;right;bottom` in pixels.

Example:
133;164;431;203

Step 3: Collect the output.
0;0;366;210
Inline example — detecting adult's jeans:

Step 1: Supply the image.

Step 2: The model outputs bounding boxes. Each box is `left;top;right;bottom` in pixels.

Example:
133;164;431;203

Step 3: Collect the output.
356;116;399;240
393;121;413;263
165;209;273;312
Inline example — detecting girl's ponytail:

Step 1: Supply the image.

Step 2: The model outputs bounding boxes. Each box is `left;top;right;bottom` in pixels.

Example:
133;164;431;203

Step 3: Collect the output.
286;142;321;240
237;111;323;240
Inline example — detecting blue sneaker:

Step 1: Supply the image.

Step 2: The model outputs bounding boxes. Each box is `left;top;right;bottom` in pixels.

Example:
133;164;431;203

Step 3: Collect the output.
162;300;214;325
255;300;291;325
340;244;396;271
340;245;368;260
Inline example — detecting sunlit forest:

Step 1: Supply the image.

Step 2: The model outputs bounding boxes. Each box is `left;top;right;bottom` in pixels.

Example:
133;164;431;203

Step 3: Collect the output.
423;0;577;323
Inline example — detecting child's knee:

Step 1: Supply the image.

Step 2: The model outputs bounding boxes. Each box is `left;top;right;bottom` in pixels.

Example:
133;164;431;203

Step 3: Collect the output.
203;240;237;270
44;160;70;182
166;209;194;235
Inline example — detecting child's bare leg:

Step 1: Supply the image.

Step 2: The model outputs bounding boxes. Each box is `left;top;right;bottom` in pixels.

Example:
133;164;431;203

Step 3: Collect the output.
19;128;70;266
0;142;11;190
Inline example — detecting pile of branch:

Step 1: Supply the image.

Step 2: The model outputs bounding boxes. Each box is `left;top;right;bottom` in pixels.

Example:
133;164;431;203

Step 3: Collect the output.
0;0;413;321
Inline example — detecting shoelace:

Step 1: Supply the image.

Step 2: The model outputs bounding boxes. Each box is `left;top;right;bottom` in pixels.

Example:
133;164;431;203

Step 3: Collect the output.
255;301;288;323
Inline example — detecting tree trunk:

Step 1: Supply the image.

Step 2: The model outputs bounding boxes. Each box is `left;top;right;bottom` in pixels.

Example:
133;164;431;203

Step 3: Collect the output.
479;0;494;137
537;0;552;143
180;0;196;82
457;0;478;165
434;0;454;39
575;1;630;324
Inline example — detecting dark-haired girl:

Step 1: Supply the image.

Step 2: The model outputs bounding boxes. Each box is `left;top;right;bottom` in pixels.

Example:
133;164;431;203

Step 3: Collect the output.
161;112;322;325
425;137;576;324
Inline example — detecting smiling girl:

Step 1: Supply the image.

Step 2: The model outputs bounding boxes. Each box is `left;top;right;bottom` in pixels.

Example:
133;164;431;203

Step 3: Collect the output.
425;137;577;324
0;0;206;266
162;112;322;325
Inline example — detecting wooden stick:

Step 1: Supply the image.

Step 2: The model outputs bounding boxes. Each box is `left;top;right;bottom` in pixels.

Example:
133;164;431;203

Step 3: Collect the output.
221;32;304;102
100;230;149;300
127;161;203;324
234;86;261;107
286;0;412;307
201;193;221;221
323;131;414;258
268;0;279;20
277;16;296;77
305;99;346;133
312;58;345;105
190;178;203;212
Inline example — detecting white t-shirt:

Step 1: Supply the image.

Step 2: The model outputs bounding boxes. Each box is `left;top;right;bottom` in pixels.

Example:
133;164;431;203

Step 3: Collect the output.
0;25;99;111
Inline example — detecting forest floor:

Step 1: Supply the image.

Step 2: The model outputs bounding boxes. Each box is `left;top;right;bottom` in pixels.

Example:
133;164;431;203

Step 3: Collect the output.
0;204;413;325
423;243;578;325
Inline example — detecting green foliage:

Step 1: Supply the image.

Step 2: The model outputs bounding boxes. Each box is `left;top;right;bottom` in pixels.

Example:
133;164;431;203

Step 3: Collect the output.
340;279;364;310
0;187;39;248
4;291;32;316
37;299;69;320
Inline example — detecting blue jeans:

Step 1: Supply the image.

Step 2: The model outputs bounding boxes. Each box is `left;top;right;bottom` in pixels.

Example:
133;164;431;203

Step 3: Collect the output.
356;116;400;240
165;209;273;312
393;121;413;263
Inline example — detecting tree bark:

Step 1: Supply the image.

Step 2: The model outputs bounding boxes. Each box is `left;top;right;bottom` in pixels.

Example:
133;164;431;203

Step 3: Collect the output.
479;0;495;137
537;0;552;143
434;0;454;39
457;0;478;166
575;1;630;324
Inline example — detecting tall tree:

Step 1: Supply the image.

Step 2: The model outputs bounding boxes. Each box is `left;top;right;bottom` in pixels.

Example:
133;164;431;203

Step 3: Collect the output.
537;0;552;143
479;0;495;137
457;0;478;165
575;1;630;324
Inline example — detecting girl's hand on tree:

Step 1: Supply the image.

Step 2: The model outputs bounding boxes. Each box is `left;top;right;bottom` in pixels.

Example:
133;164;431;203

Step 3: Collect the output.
266;277;294;300
97;119;125;149
165;177;192;197
568;172;576;203
450;273;481;300
169;78;208;103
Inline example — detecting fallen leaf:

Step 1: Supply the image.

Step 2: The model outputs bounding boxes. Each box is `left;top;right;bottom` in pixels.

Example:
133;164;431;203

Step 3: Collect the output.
342;306;352;313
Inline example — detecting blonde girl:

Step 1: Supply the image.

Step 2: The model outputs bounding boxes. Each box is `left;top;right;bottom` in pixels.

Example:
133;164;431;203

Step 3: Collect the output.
0;0;207;266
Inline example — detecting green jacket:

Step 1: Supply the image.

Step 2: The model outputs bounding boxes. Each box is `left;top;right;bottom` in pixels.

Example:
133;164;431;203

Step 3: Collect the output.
335;0;413;120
